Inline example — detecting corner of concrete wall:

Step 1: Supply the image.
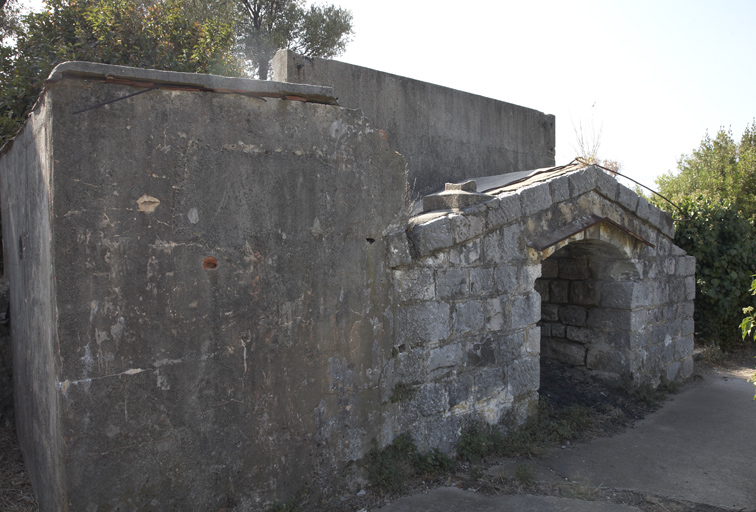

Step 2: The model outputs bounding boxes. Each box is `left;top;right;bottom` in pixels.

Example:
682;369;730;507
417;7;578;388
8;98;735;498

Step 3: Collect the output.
0;91;65;512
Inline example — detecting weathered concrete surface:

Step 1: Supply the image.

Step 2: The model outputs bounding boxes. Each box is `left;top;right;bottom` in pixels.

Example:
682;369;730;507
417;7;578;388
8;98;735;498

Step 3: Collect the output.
375;486;642;511
272;50;555;197
542;369;756;510
0;62;408;511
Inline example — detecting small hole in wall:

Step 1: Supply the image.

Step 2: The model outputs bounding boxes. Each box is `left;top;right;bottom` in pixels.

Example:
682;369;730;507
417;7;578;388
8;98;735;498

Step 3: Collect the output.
18;237;23;260
366;238;375;244
203;256;218;270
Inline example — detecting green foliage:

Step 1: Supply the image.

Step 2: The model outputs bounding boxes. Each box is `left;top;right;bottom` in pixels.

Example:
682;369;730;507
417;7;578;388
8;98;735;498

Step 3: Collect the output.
655;121;756;220
361;433;455;494
673;198;756;348
236;0;352;79
740;276;756;399
0;0;242;146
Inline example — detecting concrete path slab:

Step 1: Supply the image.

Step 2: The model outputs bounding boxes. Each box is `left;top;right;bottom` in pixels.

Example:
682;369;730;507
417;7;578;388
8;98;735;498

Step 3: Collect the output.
541;369;756;510
375;486;641;511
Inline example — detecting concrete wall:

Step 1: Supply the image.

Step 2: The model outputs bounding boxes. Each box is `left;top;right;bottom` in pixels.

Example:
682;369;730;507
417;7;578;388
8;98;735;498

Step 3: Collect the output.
0;92;65;512
273;50;556;197
1;63;409;510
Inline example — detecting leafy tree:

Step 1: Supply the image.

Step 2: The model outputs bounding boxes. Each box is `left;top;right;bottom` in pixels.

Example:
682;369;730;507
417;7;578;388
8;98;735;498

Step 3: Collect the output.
0;0;20;41
673;197;756;349
235;0;352;79
0;0;243;146
655;121;756;219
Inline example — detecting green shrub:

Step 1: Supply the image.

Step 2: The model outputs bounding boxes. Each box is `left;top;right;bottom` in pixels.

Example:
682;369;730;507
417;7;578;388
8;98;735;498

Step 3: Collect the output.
674;197;756;348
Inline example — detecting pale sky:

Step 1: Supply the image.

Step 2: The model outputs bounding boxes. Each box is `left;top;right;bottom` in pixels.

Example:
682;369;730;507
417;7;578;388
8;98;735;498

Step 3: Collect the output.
20;0;756;189
333;0;756;188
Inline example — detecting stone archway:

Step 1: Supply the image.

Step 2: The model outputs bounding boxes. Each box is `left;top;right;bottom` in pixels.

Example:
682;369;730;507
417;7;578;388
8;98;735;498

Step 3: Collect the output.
536;239;641;379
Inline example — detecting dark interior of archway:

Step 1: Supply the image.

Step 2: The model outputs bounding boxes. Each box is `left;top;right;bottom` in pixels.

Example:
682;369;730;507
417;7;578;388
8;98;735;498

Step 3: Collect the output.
535;240;649;421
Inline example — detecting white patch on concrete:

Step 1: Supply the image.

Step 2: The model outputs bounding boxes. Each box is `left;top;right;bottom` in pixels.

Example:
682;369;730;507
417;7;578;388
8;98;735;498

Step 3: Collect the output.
188;207;199;224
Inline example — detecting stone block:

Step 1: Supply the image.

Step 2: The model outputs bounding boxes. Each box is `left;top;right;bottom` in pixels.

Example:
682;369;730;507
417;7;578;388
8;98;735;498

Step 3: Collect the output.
684;276;696;300
453;300;484;334
505;356;540;397
414;383;448;417
565;325;597;344
587;308;646;331
485;298;504;331
681;355;694;378
681;318;695;336
494;265;518;293
541;303;559;322
542;339;585;366
396;302;451;345
600;281;634;308
617;184;639;212
679;301;694;318
469;267;494;296
676;335;694;359
486;193;522;230
483;223;523;263
518;264;542;293
449;239;481;265
393;348;428;384
559;258;590;280
550;175;570;203
393;268;435;302
437;268;469;299
595;169;618;200
428;342;464;372
541;257;558;278
551;323;566;337
568;167;597;197
666;361;682;382
466;337;497;367
549;280;569;303
524;326;540;356
508;292;541;330
635;196;650;223
491;330;525;365
388;230;413;267
450;212;486;244
663;258;676;275
559;305;588;326
534;278;549;302
519;182;552;216
658;210;675;239
408;216;453;257
676;256;696;276
586;346;628;375
570;280;601;306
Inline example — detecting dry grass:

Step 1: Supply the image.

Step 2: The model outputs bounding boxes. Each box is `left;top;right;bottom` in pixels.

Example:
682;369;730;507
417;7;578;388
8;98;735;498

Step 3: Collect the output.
0;418;39;512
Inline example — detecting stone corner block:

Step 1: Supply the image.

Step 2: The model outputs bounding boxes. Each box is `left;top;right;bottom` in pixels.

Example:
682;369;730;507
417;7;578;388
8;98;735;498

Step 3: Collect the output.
595;169;619;201
617;183;639;212
518;182;552;217
388;231;413;267
569;167;597;197
450;210;486;245
407;216;453;257
485;193;522;231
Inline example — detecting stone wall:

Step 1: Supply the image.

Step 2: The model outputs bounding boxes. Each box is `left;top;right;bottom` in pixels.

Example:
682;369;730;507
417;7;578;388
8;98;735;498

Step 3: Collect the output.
272;50;556;197
385;165;694;444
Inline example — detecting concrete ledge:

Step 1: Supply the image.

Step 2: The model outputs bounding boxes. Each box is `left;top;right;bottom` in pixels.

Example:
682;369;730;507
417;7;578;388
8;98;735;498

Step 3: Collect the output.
47;61;338;104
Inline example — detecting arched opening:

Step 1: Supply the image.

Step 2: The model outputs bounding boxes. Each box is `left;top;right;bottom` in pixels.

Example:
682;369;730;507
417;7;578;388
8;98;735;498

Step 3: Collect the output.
535;239;641;380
